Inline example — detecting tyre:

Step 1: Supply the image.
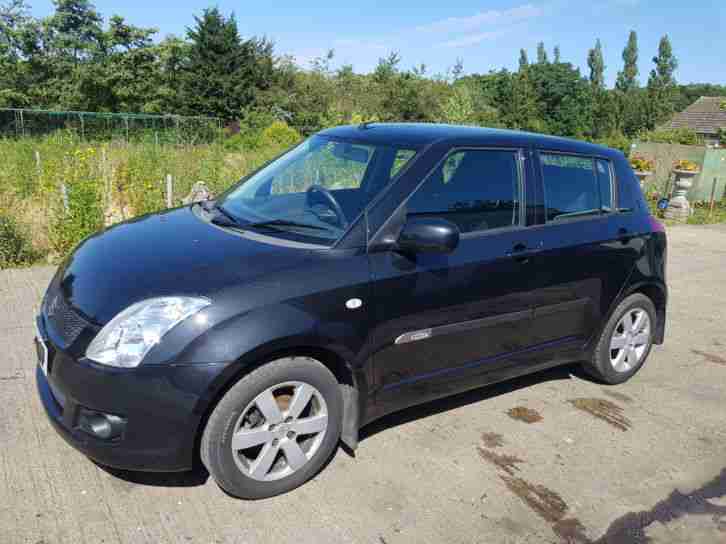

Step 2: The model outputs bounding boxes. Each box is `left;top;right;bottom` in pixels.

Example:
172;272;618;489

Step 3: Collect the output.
583;293;657;385
201;356;342;499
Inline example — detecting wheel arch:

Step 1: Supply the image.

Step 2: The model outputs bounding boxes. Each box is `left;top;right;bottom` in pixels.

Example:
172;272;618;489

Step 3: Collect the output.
192;345;365;467
584;279;667;357
621;281;667;344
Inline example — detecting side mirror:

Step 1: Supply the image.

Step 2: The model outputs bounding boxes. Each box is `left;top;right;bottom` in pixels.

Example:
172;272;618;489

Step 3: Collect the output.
396;217;460;255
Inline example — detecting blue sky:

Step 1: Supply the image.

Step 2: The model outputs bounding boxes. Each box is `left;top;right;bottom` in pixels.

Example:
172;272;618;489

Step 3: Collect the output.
30;0;726;86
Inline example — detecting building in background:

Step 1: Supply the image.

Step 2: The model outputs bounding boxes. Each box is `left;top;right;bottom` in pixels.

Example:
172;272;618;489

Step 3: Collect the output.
666;97;726;147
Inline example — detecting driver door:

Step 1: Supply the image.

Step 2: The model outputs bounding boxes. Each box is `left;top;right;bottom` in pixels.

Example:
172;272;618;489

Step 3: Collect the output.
369;148;543;413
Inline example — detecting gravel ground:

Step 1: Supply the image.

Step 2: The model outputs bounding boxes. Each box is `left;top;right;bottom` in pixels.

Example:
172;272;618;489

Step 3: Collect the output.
1;224;725;544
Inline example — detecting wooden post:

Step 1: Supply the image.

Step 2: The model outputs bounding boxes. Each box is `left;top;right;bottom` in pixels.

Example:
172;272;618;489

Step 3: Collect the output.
34;150;41;181
60;183;69;214
102;147;110;210
166;174;173;208
709;177;718;221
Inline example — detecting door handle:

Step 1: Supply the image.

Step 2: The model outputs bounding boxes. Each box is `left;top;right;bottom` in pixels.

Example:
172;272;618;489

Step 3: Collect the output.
506;242;543;261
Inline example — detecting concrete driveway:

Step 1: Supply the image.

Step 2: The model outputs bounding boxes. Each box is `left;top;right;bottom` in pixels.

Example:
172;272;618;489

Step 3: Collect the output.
1;225;725;544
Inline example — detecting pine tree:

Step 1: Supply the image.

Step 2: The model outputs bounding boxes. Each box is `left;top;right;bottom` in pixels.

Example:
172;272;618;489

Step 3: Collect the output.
536;42;548;64
587;39;605;90
553;45;561;64
178;8;274;120
616;30;639;93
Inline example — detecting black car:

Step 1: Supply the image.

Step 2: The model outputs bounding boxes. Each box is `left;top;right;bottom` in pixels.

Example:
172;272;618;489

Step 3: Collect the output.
35;124;667;499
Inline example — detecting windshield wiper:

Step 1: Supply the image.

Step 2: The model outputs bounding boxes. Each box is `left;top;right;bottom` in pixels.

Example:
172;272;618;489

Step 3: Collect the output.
205;201;243;227
245;219;332;232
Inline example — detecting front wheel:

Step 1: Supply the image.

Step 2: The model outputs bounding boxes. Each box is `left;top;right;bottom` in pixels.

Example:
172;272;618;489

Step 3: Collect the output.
584;293;657;385
201;357;342;499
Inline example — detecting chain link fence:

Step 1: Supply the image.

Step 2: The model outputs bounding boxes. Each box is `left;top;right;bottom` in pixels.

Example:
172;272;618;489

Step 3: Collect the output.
0;108;223;145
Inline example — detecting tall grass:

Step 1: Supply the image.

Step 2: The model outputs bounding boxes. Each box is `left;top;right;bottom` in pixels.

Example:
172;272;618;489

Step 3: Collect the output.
0;123;300;268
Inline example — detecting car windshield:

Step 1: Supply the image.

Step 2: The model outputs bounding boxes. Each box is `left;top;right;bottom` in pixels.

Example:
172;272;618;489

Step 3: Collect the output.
217;135;418;245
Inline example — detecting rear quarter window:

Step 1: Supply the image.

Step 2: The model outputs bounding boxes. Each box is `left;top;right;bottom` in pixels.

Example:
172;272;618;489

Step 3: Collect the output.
539;153;601;222
614;157;649;214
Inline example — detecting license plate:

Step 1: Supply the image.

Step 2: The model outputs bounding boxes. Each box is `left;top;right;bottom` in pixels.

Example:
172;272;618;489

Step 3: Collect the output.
35;321;49;376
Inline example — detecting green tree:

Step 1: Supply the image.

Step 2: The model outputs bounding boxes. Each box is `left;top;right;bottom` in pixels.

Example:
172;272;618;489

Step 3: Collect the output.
616;30;638;93
553;45;561;64
493;69;541;132
441;83;475;125
528;61;591;136
177;8;274;120
586;39;614;138
0;0;35;107
587;39;605;90
450;57;464;81
518;48;529;71
536;41;548;64
35;0;105;109
646;35;679;128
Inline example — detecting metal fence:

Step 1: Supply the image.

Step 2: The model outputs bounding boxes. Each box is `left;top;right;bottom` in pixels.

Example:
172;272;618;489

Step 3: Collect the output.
0;108;223;145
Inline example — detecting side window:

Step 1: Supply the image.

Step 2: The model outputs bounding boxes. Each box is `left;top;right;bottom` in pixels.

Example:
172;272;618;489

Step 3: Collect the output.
390;149;416;178
595;159;614;212
540;153;600;222
406;149;520;234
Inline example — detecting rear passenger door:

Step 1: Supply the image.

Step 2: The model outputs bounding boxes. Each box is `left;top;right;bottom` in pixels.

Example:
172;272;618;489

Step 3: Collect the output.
525;151;638;364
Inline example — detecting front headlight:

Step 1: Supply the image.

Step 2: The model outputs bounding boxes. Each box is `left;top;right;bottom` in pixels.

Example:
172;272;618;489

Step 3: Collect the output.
86;297;210;368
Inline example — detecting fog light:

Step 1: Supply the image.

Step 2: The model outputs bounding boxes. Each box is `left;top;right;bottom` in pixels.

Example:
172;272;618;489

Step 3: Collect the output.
77;408;126;440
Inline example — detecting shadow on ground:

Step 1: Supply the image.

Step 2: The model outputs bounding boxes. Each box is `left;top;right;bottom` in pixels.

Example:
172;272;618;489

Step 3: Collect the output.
360;363;584;441
98;463;210;488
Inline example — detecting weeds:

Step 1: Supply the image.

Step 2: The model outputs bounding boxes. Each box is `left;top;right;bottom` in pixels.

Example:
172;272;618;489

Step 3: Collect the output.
0;122;301;268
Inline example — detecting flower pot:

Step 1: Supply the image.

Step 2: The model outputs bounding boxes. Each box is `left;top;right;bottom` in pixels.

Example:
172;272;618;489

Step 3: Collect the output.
664;169;701;222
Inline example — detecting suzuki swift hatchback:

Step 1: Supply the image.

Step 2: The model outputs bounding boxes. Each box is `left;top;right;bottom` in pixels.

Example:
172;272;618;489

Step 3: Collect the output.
35;124;667;499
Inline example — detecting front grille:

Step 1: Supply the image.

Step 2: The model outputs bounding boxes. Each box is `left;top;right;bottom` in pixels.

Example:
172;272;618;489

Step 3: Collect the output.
44;292;89;345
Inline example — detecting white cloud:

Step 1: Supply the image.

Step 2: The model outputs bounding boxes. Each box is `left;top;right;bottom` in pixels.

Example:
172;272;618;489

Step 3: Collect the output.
438;29;510;48
415;4;543;34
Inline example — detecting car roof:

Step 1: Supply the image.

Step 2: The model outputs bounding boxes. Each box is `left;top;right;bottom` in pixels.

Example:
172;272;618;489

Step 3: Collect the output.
318;123;621;158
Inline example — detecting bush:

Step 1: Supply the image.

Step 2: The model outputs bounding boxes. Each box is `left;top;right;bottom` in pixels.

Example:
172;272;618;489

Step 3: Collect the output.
593;132;632;155
0;215;36;268
224;119;302;152
261;121;301;149
639;128;703;146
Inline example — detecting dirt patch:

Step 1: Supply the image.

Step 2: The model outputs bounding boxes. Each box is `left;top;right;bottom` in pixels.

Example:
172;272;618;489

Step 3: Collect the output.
506;406;543;424
569;398;631;431
478;448;524;476
600;389;634;404
481;432;504;448
500;476;568;523
553;518;591;544
692;349;726;366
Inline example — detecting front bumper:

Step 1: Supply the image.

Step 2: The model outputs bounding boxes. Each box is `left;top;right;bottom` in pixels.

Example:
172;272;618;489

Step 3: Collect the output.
36;323;232;472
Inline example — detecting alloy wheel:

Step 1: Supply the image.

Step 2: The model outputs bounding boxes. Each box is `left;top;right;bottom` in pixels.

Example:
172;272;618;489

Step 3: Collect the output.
231;381;328;482
609;308;651;373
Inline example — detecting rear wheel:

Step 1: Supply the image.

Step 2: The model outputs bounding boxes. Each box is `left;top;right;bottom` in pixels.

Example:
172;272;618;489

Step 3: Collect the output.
201;357;342;499
584;293;656;385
